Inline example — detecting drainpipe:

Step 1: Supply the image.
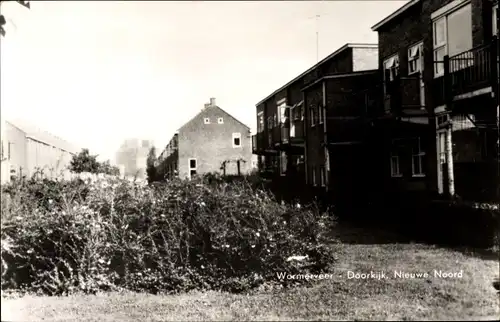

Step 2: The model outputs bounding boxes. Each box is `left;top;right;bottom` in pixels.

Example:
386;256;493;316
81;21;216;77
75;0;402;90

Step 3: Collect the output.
443;55;455;198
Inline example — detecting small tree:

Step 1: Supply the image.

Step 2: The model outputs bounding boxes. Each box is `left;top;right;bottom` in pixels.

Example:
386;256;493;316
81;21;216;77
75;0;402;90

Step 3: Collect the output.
0;1;30;37
98;160;120;176
146;146;157;184
69;149;100;174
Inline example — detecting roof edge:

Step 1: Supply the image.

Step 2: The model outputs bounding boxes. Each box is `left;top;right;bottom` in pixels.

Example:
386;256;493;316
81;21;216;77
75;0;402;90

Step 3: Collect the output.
301;69;379;92
255;42;378;107
371;0;420;32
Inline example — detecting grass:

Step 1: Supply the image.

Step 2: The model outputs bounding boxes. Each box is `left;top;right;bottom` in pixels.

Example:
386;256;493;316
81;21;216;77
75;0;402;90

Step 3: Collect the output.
2;224;499;321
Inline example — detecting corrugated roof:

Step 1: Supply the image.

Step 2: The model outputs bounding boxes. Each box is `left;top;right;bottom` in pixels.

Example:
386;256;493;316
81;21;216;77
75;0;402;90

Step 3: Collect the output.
6;119;80;154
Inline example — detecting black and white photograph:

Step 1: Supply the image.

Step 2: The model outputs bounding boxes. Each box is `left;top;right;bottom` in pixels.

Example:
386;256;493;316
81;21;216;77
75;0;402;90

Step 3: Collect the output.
1;0;499;320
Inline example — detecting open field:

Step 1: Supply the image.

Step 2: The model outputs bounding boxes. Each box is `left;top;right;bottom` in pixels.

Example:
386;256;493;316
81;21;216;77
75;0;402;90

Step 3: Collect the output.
3;225;499;321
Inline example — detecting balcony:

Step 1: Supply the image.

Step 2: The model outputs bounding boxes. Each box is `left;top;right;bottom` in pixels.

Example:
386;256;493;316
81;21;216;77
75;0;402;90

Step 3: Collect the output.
252;132;267;154
384;76;425;116
336;84;385;119
432;40;496;106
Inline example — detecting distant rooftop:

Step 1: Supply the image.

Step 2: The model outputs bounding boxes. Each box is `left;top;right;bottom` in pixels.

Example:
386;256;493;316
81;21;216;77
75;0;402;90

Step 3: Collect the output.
6;119;80;154
256;43;378;107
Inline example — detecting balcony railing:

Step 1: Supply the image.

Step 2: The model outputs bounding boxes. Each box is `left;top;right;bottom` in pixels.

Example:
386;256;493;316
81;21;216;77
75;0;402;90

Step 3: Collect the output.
384;76;424;115
337;84;385;119
432;40;496;106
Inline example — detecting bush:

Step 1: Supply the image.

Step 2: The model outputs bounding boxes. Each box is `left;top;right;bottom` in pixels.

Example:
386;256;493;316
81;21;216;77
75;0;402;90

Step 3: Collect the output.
1;173;336;295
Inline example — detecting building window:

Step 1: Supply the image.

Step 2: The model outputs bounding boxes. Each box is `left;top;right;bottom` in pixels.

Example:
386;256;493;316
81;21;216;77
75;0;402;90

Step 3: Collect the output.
390;139;402;177
310;107;316;127
408;42;423;75
312;166;317;186
188;158;197;179
320;165;326;187
383;54;399;82
267;116;273;129
218;117;224;124
411;137;426;177
432;3;472;77
204;118;210;124
318;104;324;124
280;151;287;176
257;112;264;132
493;4;498;36
232;133;241;148
390;154;401;177
278;100;287;124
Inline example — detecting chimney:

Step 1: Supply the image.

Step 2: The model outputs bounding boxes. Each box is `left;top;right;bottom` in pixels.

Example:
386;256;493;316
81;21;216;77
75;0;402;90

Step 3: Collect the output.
209;97;216;106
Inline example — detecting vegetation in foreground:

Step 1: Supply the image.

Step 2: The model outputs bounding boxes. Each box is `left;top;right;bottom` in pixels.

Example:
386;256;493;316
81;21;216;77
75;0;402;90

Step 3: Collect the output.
2;240;499;321
1;173;335;296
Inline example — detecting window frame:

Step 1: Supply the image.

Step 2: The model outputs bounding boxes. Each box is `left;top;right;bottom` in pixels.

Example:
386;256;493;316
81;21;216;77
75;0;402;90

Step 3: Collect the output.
493;3;498;37
310;107;316;127
232;132;242;148
390;139;403;178
312;166;317;186
318;104;324;124
203;117;210;124
408;41;424;75
411;137;426;177
257;112;264;133
432;2;473;77
218;117;224;124
320;165;326;187
383;54;399;82
188;158;197;179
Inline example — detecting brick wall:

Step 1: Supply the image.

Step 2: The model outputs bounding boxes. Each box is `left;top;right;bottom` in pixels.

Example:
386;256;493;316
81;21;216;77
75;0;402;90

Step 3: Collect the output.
178;105;252;179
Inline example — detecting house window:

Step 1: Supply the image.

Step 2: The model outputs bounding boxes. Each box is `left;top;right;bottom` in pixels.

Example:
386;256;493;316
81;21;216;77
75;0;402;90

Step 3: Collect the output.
257;112;264;132
318;104;324;124
493;4;498;36
280;151;287;176
232;133;242;148
383;54;399;82
411;137;426;177
312;166;317;186
188;158;197;179
278;100;287;124
310;107;316;127
432;3;473;77
320;165;326;187
390;139;402;177
390;154;401;177
204;118;210;124
408;42;423;75
218;117;224;124
267;116;273;129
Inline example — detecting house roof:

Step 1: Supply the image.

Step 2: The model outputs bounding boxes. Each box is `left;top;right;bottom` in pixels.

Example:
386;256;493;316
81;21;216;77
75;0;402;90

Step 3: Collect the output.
371;0;420;32
177;104;250;133
255;43;378;107
6;119;80;154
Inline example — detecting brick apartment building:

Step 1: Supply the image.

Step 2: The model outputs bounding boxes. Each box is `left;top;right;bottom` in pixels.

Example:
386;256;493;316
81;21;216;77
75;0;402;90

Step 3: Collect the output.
157;98;253;179
253;0;499;204
252;43;379;192
371;0;500;201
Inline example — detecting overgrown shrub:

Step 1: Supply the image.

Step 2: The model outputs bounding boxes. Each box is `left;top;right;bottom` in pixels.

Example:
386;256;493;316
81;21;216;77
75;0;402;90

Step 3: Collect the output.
1;173;336;295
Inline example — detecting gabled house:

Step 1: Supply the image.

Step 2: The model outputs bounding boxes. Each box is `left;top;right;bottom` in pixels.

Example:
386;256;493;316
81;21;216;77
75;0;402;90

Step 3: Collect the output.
252;43;379;190
158;98;253;179
371;0;500;201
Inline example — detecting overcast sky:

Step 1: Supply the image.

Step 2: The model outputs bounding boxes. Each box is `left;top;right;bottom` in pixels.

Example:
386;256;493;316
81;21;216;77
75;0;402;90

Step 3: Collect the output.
0;0;407;162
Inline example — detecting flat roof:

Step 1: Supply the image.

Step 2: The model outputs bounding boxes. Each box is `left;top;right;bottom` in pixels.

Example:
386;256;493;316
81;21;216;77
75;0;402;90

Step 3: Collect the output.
255;43;378;107
301;70;378;92
371;0;420;32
